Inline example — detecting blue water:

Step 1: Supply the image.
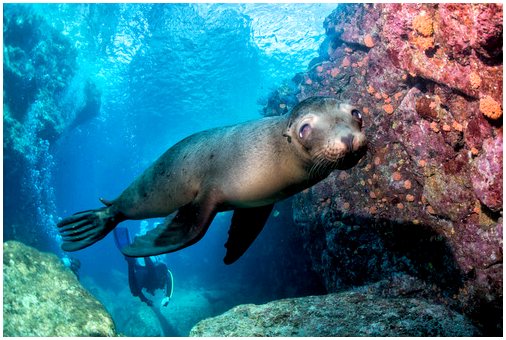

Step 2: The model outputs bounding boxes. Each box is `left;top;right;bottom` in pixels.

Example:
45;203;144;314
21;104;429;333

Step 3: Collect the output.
4;3;335;336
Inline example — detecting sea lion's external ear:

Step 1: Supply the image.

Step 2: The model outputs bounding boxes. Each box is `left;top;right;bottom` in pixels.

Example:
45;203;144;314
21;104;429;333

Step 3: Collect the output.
283;115;297;143
282;132;292;143
283;117;294;143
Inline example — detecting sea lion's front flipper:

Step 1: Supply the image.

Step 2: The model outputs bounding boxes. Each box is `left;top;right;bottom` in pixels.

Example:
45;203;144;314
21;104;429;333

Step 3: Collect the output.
223;204;274;265
121;202;217;257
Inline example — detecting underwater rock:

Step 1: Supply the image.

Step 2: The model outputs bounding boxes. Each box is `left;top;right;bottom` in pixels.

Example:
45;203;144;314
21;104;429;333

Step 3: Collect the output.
260;3;503;335
190;291;479;336
471;135;503;212
3;5;102;252
3;5;78;140
3;241;116;336
261;82;299;117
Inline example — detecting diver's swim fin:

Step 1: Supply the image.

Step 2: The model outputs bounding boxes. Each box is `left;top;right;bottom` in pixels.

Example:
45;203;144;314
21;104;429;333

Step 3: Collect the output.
223;204;274;265
113;227;132;250
57;207;125;252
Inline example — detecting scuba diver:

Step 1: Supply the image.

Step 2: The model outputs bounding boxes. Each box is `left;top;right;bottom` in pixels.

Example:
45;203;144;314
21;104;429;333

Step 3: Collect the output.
113;225;174;308
62;255;81;279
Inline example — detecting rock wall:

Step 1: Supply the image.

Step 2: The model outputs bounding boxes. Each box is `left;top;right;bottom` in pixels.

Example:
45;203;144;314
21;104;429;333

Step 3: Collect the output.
3;241;116;336
190;289;478;336
264;3;502;335
3;5;101;251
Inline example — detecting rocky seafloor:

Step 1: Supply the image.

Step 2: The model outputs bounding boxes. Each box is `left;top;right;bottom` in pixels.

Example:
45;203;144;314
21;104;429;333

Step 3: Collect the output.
190;289;478;337
3;241;116;336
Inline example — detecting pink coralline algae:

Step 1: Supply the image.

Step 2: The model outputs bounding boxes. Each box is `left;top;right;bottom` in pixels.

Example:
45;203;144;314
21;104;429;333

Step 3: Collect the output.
264;3;502;336
472;135;503;212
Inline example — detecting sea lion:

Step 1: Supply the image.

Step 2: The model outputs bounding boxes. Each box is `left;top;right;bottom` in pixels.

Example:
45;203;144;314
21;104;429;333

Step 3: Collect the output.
57;96;367;264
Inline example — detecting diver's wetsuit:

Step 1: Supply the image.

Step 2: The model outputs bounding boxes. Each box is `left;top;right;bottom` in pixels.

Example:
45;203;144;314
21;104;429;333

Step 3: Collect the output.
114;227;173;307
62;256;81;280
128;257;172;306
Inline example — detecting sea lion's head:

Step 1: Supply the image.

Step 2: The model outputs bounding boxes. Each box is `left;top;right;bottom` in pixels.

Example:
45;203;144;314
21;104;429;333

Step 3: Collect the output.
285;97;367;177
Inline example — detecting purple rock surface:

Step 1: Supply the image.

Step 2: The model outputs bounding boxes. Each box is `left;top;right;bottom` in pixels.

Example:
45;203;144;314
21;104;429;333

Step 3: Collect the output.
472;135;503;212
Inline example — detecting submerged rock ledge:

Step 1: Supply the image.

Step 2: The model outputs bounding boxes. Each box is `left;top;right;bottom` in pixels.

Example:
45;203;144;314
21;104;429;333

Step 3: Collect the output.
190;291;478;337
3;241;116;336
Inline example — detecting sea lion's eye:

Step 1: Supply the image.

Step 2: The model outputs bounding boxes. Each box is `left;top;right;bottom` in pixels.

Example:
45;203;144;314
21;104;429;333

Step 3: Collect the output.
351;109;362;127
299;123;311;139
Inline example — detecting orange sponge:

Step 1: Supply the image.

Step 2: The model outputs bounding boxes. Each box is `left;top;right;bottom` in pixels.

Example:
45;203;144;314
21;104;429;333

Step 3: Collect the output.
479;96;502;120
413;13;434;37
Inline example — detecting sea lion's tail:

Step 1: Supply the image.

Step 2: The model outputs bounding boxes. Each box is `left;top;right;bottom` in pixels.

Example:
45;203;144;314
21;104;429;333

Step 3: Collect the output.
57;206;125;252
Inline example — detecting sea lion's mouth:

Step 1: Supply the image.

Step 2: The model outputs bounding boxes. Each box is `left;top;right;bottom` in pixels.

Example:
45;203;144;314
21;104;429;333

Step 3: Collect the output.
333;146;367;170
308;142;367;178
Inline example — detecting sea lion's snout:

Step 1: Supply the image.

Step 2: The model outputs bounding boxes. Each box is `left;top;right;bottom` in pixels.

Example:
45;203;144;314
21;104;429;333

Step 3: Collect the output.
335;110;367;170
338;105;367;154
341;134;355;152
344;129;367;154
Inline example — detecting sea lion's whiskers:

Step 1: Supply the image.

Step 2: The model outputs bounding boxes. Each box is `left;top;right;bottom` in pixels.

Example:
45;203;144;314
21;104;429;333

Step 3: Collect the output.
308;151;320;178
309;150;326;179
315;143;341;178
313;153;329;179
311;159;322;179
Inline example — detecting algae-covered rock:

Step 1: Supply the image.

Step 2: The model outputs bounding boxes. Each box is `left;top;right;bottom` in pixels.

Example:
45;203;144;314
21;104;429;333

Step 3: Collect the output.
3;241;116;336
190;291;479;337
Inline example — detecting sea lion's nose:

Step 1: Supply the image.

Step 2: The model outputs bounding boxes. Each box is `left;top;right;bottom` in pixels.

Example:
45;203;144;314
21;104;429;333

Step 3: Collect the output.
341;134;354;151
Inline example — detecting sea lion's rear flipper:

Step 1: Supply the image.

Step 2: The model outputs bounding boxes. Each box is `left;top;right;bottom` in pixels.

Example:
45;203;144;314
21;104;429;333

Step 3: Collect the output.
223;204;274;265
121;202;217;257
58;207;124;252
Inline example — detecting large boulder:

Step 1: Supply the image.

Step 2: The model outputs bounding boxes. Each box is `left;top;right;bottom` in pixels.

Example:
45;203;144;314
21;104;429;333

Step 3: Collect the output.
3;241;116;336
190;290;479;336
261;3;502;335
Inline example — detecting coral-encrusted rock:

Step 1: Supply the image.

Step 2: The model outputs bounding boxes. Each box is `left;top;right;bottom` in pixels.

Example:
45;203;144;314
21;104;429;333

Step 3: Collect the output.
422;154;476;221
3;241;116;336
464;115;494;152
471;3;503;62
264;3;502;336
472;135;503;212
190;291;478;336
